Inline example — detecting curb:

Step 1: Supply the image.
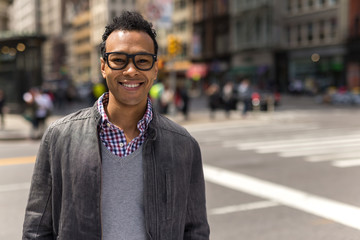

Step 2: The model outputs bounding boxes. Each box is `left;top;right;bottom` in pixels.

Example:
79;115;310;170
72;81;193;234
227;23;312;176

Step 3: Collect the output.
0;129;29;141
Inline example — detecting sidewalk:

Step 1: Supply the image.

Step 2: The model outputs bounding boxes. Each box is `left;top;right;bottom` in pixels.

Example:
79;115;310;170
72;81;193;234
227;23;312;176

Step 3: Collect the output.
0;109;252;141
0;94;320;141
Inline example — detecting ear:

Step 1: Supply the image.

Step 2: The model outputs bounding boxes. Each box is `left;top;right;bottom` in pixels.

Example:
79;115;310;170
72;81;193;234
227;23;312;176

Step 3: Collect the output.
100;57;106;79
153;60;159;80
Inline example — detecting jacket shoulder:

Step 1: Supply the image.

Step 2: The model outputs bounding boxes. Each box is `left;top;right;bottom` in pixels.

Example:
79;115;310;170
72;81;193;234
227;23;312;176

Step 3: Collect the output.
49;106;95;128
154;113;193;138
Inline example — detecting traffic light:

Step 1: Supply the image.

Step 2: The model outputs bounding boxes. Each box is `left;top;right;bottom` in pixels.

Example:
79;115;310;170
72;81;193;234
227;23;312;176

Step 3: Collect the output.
167;35;182;56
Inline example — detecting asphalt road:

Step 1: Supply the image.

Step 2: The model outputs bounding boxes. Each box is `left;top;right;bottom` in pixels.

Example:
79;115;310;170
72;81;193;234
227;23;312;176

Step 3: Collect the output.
189;108;360;239
1;101;360;239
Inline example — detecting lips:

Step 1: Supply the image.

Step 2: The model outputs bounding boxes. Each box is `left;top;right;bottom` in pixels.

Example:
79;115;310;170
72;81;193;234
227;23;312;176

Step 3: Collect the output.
119;82;143;88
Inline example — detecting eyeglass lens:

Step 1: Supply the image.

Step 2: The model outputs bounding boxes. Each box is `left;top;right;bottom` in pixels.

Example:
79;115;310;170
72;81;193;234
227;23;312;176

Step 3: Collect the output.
107;53;155;70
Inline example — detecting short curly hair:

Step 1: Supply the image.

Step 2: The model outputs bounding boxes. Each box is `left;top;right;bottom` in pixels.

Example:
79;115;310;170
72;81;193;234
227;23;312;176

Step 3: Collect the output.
100;11;158;58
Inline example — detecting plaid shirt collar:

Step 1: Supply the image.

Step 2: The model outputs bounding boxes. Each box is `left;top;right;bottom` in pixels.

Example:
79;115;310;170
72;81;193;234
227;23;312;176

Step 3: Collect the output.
97;92;153;157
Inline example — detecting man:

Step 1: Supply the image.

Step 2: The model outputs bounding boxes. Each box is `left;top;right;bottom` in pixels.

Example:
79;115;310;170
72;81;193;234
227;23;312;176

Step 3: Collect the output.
22;11;210;240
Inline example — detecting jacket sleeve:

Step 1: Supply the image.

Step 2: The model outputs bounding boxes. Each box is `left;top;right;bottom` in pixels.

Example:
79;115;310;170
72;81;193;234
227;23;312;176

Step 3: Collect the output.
22;129;54;240
184;139;210;240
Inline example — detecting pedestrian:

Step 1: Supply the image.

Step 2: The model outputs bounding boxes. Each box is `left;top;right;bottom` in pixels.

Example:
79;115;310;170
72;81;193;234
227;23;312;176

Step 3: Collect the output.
23;88;53;139
222;81;236;118
237;78;252;117
159;81;174;114
33;88;53;139
22;11;210;240
0;89;6;129
205;82;222;119
175;82;190;120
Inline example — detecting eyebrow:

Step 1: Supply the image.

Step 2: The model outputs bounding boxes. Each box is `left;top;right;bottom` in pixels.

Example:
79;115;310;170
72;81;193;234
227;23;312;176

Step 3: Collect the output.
106;51;155;55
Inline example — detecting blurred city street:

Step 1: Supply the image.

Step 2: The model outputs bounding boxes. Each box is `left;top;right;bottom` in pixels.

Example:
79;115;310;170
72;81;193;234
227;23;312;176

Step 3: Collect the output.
2;0;360;239
1;95;360;239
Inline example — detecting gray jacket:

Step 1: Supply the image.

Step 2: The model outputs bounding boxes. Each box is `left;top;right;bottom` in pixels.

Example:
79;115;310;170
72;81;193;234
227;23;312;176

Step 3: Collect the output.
22;103;210;240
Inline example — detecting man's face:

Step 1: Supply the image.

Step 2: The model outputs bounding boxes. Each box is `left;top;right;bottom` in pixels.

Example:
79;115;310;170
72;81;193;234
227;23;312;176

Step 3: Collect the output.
101;30;158;108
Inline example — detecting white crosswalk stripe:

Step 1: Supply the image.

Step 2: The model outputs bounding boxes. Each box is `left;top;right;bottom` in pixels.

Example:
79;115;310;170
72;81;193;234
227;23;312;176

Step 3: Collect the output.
332;159;360;168
210;123;360;168
307;152;360;162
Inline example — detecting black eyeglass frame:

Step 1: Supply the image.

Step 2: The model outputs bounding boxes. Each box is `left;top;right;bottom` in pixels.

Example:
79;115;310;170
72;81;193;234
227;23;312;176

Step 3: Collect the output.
104;52;158;71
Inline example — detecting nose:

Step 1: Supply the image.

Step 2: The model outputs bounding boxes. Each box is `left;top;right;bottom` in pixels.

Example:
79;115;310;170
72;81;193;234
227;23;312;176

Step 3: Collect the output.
122;59;138;76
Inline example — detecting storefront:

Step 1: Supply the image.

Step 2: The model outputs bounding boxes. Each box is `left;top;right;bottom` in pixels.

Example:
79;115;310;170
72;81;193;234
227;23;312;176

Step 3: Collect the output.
0;33;45;111
288;46;345;94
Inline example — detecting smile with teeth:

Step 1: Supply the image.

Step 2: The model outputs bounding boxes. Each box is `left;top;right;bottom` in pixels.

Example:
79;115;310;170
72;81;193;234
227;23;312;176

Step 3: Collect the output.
120;82;142;88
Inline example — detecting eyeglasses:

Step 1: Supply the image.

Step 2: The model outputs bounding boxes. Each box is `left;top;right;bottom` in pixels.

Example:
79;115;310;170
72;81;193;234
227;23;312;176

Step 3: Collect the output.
104;52;157;71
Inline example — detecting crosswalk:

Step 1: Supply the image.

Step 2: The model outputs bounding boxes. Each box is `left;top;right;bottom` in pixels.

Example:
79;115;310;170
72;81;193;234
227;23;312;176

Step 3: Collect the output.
228;123;360;168
192;121;360;168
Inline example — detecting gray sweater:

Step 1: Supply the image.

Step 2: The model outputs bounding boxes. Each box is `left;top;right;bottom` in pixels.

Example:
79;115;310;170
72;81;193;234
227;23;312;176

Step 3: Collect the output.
101;143;146;240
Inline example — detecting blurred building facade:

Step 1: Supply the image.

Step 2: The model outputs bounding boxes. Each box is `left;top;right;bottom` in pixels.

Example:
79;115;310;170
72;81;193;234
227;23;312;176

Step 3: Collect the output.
1;0;360;110
71;10;91;84
164;0;193;77
8;0;40;34
0;0;11;31
230;0;284;91
39;0;67;83
284;0;348;94
0;0;45;109
346;0;360;91
191;0;230;84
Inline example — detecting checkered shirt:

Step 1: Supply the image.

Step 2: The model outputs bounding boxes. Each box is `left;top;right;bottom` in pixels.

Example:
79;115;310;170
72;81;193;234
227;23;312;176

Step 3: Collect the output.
97;92;153;157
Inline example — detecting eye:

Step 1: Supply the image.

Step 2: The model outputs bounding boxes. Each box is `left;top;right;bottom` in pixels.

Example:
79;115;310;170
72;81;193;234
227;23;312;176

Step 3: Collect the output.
137;58;150;64
135;55;152;65
113;58;126;63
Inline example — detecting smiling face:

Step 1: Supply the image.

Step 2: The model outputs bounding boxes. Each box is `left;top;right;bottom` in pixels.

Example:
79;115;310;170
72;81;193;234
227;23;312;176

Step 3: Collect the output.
101;30;158;110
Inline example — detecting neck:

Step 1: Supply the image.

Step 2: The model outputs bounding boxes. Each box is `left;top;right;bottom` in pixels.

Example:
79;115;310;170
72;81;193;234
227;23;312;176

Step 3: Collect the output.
105;97;147;142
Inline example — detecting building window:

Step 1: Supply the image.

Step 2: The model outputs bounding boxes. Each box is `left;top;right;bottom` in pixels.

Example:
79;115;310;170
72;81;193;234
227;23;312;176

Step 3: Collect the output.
255;17;261;41
175;21;186;32
214;0;228;15
287;0;291;12
235;0;241;11
307;22;313;42
286;26;291;45
193;1;203;21
330;18;337;39
297;24;302;44
266;13;272;36
298;0;302;11
354;16;360;37
111;10;116;20
246;23;251;43
308;0;313;8
174;0;186;10
182;43;187;57
203;1;209;18
329;0;337;6
318;0;325;7
216;34;228;54
319;20;325;40
236;20;243;46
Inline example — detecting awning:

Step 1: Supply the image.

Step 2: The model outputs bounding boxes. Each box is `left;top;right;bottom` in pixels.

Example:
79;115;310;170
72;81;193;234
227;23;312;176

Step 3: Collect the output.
186;63;208;81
